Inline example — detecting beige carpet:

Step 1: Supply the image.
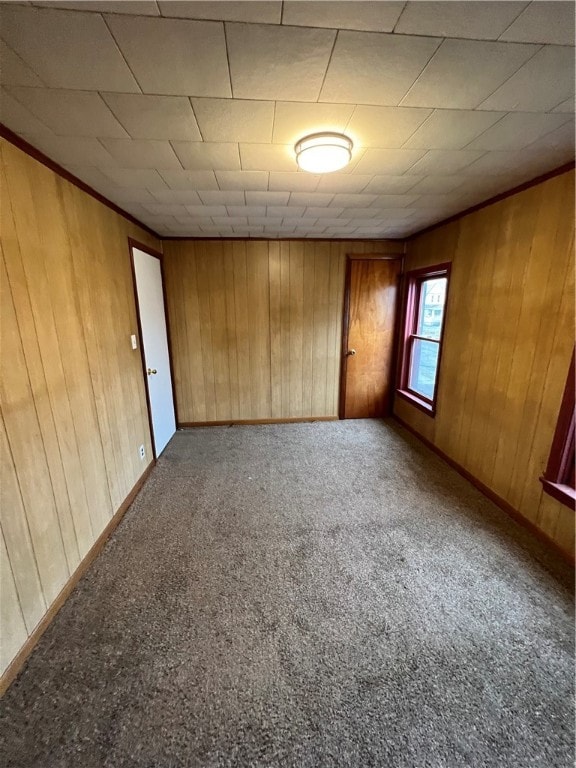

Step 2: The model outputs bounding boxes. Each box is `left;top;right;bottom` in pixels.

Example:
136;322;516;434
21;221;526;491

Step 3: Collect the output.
1;419;574;767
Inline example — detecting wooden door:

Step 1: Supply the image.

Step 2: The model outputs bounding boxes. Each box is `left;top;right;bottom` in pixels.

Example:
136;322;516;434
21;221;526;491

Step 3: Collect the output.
340;258;401;419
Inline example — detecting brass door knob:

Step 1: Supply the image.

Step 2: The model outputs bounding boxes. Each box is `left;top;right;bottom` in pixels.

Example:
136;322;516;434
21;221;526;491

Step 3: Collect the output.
346;349;356;357
147;368;157;375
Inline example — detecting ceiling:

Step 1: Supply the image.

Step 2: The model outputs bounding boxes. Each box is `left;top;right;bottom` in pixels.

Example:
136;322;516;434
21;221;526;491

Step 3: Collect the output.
0;1;574;240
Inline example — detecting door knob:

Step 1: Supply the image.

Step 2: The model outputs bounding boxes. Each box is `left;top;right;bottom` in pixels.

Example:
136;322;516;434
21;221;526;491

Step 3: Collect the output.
147;368;157;375
346;349;356;357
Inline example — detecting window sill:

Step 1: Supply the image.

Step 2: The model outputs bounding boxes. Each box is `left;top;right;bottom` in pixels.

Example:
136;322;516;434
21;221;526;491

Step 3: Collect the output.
396;389;436;417
540;477;576;511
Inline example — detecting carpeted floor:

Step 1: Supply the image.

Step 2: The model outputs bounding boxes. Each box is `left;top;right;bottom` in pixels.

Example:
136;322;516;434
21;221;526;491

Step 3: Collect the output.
0;419;574;768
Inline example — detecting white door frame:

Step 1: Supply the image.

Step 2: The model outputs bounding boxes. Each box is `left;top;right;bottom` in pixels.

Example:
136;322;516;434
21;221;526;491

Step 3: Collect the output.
128;238;177;459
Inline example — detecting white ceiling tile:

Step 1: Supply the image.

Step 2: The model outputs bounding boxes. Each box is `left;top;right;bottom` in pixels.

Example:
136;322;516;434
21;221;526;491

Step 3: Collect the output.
144;202;189;216
320;31;441;106
267;206;305;217
105;15;231;97
63;165;123;192
362;175;422;193
403;109;507;150
102;94;201;141
478;46;575;112
0;88;54;136
151;189;203;205
466;112;571;151
499;2;575;45
0;41;44;87
370;194;420;208
341;208;378;218
226;22;335;101
174;216;215;226
329;193;378;208
34;2;160;14
23;134;116;166
216;170;269;191
269;172;320;191
102;167;169;188
395;2;527;41
409;194;469;209
185;205;227;217
459;148;572;177
227;206;267;218
100;138;181;169
303;218;348;227
289;192;335;207
212;216;248;226
248;217;284;226
172;142;241;171
306;207;345;218
346;105;432;149
553;97;575;114
192;98;274;143
198;190;245;205
103;187;159;204
525;120;575;152
0;5;140;91
408;176;466;194
240;144;297;172
283;1;405;32
272;101;354;145
245;191;290;206
366;209;416;219
158;1;282;23
8;87;129;138
315;175;373;193
401;39;539;109
159;169;218;190
406;150;486;175
353;148;426;174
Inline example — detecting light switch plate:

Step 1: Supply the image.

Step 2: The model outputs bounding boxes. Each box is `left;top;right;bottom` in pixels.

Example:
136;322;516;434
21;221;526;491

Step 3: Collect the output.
131;334;138;350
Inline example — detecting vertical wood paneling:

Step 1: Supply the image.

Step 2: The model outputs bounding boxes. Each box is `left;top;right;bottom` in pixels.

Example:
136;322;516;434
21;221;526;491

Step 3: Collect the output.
0;138;160;677
395;170;575;557
163;239;403;423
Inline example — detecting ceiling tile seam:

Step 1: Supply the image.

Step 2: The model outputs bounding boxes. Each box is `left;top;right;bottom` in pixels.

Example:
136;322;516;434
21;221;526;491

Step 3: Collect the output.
394;107;435;150
280;1;285;26
397;36;446;108
95;91;132;139
100;13;144;95
475;42;546;110
462;112;574;152
187;98;206;142
391;1;409;34
496;1;536;42
269;101;278;190
167;140;190;172
1;37;50;88
1;85;57;136
222;22;235;100
315;28;340;104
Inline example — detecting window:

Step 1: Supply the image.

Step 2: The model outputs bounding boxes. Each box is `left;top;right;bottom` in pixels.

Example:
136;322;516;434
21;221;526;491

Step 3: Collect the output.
397;263;450;415
540;350;575;510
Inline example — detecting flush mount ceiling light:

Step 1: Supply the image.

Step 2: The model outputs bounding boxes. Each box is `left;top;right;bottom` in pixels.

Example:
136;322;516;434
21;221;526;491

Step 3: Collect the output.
295;132;353;173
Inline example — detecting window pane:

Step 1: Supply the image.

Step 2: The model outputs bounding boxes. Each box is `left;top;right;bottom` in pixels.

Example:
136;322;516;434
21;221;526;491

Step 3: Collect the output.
416;277;447;340
409;338;440;400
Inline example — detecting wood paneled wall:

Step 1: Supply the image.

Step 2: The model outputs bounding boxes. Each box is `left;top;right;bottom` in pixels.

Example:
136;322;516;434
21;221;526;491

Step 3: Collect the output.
0;139;160;676
163;240;403;424
394;169;575;557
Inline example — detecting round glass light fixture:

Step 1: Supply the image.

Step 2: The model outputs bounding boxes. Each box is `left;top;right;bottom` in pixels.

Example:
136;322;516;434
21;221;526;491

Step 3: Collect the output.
295;132;353;173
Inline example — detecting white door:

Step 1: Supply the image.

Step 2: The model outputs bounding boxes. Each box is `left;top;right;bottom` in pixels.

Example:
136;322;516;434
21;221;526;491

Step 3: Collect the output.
132;247;176;456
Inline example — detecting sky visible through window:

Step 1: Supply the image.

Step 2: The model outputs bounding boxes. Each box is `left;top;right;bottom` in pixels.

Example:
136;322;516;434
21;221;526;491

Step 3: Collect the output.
409;278;447;399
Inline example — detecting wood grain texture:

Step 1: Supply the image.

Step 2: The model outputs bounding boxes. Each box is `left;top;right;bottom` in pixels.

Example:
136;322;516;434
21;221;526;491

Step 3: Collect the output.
0;139;160;677
163;240;403;422
342;259;401;419
394;169;575;557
